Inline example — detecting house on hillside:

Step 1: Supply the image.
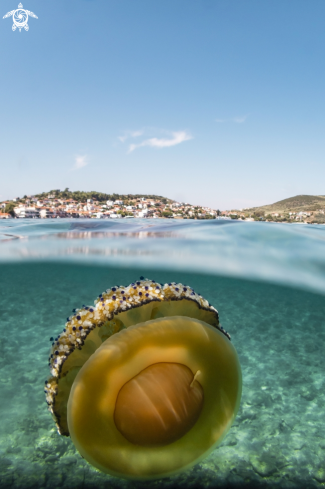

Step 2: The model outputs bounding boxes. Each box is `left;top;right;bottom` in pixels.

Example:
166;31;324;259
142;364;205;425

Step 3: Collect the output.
14;207;40;218
40;208;56;218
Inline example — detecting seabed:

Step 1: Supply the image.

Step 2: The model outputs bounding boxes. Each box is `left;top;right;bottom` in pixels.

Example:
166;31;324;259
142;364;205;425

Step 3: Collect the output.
0;262;324;488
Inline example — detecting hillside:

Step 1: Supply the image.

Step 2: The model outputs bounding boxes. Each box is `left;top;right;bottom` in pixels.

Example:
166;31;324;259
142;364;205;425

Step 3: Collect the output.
33;189;171;204
1;189;219;220
247;194;325;214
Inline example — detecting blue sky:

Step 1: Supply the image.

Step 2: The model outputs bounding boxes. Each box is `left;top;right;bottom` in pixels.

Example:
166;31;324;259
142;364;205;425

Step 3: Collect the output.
0;0;325;209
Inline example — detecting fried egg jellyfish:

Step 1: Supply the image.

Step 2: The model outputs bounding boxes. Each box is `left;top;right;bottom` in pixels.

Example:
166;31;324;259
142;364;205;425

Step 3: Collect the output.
45;278;241;480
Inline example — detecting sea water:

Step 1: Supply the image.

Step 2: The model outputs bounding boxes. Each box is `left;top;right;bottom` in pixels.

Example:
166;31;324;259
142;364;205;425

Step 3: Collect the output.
0;219;325;489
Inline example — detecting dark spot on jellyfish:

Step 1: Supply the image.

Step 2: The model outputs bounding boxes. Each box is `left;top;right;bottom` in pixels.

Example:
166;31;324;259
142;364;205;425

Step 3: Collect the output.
56;342;60;346
85;307;89;310
55;351;59;355
52;343;54;346
45;380;47;384
63;329;66;332
183;288;187;292
191;292;195;296
73;327;76;331
101;298;104;302
112;288;116;292
175;288;179;292
139;292;143;296
121;291;125;294
156;286;160;290
145;293;149;297
123;297;126;301
112;296;116;301
133;287;137;290
77;316;81;320
50;337;54;341
50;355;53;358
79;327;82;331
140;276;144;280
152;280;156;283
145;286;149;290
72;309;76;313
136;282;141;285
90;308;94;312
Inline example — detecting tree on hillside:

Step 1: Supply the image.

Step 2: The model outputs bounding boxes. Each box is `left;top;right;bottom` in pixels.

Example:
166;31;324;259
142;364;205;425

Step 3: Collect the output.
5;203;16;217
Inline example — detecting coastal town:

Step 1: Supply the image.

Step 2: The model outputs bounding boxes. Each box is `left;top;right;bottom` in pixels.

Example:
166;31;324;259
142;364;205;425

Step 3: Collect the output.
1;190;324;224
0;191;221;220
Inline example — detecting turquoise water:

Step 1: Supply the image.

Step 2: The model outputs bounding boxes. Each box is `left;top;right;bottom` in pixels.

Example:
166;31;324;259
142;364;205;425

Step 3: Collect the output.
1;219;325;488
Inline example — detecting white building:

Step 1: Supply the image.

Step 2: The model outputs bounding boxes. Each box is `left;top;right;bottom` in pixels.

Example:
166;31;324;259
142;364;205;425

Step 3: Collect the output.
15;207;40;218
84;204;95;211
138;209;148;218
40;209;56;218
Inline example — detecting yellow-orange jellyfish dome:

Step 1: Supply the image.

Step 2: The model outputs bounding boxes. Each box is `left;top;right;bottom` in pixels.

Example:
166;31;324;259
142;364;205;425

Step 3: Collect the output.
45;278;242;480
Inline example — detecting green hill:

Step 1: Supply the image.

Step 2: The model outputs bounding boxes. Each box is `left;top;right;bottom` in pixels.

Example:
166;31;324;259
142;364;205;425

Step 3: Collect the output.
32;189;171;204
247;194;325;214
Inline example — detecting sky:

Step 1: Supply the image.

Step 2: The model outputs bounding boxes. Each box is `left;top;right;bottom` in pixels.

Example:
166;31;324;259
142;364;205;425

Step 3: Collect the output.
0;0;325;210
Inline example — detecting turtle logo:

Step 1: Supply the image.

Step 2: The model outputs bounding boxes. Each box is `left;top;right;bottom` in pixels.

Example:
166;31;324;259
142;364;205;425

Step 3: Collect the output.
3;3;38;32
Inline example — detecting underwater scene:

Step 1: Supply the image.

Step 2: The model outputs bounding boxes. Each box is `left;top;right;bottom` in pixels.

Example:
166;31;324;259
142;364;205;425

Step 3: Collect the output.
1;218;325;489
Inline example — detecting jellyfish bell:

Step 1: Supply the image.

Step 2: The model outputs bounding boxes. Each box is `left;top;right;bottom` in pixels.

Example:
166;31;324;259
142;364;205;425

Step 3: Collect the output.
45;279;242;480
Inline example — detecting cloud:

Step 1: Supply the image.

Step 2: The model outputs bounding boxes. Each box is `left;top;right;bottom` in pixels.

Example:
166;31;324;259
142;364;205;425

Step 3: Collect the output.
118;130;144;143
215;115;248;124
128;131;192;153
73;155;88;170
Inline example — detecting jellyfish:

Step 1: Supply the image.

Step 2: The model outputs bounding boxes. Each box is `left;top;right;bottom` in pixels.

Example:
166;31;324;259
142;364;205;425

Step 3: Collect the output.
45;278;241;480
